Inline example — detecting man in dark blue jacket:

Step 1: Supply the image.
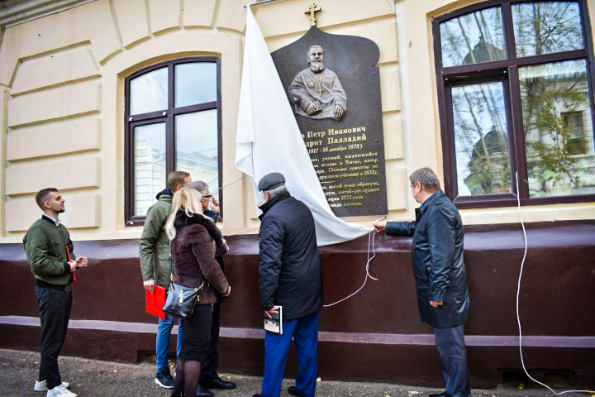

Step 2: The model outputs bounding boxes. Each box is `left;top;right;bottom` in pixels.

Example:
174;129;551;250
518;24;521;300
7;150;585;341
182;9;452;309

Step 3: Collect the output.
374;168;471;397
253;172;323;397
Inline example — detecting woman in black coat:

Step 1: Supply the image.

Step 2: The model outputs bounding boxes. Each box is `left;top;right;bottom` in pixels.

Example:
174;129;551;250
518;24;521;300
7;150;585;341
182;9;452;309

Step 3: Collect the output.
165;188;231;397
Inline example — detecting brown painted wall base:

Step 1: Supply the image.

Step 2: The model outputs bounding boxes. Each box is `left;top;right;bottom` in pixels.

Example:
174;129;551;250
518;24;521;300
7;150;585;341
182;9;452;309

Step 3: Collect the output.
1;220;594;388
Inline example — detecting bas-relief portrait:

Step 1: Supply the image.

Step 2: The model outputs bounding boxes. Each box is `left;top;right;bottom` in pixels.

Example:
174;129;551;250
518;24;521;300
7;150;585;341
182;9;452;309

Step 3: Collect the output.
288;45;347;121
273;27;388;217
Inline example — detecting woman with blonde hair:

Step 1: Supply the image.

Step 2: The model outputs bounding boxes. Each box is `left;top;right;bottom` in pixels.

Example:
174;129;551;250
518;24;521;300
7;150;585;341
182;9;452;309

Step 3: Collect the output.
165;188;231;397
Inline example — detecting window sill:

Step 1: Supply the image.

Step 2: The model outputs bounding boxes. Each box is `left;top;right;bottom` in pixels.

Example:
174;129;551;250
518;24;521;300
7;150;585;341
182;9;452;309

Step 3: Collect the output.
453;193;595;209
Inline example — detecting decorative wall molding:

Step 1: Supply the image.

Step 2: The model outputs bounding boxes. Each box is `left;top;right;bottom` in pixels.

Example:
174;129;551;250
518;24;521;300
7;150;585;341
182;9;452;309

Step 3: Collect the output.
0;0;96;28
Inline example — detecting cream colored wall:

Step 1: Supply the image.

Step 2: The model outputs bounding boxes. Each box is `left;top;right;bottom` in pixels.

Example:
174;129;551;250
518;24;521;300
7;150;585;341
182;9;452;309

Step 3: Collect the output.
0;86;7;237
0;0;593;243
253;0;409;225
395;0;595;225
0;0;247;242
0;0;408;242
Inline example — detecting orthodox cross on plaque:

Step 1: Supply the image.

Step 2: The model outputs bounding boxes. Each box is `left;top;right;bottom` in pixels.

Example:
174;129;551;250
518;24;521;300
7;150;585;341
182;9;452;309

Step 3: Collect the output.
315;71;325;95
305;2;321;27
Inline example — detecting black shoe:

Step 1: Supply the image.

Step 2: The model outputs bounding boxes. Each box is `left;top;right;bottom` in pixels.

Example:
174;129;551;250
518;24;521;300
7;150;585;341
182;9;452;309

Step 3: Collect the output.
428;393;448;397
155;369;175;389
195;386;214;397
201;376;237;390
288;385;307;397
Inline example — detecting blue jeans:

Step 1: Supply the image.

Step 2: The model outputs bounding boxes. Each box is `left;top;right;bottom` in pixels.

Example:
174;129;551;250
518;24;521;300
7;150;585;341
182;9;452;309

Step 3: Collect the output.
156;313;183;374
261;311;319;397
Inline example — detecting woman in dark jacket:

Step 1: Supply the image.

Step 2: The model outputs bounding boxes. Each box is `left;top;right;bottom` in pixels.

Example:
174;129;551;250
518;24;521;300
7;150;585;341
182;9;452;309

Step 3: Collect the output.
165;188;231;397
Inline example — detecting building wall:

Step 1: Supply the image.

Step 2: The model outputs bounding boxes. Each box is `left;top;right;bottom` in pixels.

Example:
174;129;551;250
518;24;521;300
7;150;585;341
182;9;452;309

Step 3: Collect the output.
2;221;595;387
0;0;594;243
1;0;594;387
396;0;595;225
0;0;246;242
257;0;409;223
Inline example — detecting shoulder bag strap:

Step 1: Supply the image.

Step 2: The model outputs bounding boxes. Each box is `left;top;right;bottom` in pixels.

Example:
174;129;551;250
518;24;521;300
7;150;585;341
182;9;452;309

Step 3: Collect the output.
169;240;174;281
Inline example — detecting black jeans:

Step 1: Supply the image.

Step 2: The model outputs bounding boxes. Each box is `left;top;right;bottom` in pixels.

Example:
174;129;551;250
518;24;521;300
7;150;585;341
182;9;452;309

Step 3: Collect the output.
35;286;72;390
200;302;221;382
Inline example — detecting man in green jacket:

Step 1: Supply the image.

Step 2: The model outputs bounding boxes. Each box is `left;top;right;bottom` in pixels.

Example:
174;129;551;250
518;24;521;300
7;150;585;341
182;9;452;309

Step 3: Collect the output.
140;171;191;389
24;188;88;397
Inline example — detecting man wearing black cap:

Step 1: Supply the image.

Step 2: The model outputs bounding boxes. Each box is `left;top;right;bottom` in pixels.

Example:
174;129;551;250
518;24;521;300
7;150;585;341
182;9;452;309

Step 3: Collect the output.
252;173;323;397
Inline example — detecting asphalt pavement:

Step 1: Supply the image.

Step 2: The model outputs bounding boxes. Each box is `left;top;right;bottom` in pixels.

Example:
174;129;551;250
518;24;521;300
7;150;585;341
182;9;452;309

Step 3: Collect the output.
0;349;588;397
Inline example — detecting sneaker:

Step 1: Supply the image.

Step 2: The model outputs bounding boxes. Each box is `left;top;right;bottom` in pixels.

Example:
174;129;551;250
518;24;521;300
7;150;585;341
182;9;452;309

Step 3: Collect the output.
46;385;77;397
34;379;70;392
155;369;175;389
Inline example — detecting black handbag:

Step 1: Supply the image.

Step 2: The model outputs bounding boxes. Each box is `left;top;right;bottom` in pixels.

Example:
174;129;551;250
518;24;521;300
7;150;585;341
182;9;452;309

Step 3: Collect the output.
162;243;204;318
162;281;204;318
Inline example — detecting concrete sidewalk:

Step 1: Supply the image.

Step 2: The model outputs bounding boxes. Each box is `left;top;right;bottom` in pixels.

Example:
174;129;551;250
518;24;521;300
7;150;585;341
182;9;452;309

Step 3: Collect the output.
0;349;585;397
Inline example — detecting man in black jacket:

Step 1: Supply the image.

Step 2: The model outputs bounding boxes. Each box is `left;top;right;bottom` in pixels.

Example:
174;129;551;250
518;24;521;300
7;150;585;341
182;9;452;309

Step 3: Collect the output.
374;168;471;397
252;173;323;397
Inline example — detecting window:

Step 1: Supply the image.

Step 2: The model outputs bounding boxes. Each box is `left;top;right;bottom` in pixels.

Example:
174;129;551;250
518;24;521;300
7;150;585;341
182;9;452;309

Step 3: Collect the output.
125;58;221;225
434;1;595;206
562;111;587;154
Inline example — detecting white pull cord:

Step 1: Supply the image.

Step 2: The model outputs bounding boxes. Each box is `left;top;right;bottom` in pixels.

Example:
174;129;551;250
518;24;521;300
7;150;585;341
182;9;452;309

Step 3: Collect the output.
513;172;593;395
217;176;243;192
231;225;380;306
229;218;381;306
323;227;379;308
222;176;382;307
220;175;382;307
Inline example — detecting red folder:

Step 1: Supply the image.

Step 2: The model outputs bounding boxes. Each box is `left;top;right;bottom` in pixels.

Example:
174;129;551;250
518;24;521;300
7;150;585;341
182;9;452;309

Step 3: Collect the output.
66;245;76;283
145;286;166;320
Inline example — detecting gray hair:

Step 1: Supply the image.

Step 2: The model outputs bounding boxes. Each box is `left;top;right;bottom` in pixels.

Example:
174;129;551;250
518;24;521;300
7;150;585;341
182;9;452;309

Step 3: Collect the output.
410;167;441;191
187;180;209;196
307;44;324;58
265;184;288;199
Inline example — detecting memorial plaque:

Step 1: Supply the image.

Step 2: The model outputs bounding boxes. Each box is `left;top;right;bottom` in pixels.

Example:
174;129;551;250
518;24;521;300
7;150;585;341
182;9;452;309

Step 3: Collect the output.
272;27;388;217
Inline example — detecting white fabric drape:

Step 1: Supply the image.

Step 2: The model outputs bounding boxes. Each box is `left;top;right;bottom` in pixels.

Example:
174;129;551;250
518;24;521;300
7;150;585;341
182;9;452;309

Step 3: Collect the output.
234;8;368;246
